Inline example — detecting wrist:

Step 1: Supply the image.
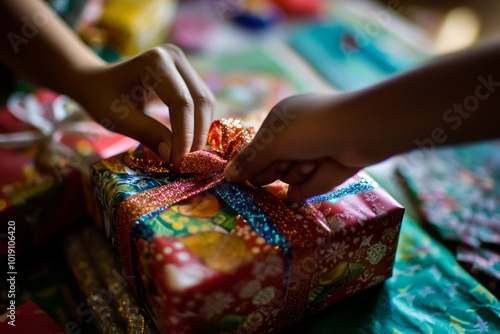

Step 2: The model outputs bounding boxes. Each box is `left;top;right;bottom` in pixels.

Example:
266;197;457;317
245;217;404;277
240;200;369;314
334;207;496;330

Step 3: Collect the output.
320;92;374;167
62;54;107;103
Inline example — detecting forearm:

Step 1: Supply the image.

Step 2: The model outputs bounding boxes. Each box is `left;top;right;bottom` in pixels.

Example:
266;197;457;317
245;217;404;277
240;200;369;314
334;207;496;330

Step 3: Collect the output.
0;0;104;100
347;40;500;162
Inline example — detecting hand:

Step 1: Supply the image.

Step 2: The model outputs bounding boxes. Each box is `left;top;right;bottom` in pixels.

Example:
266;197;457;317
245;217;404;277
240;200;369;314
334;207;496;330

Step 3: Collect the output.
224;93;379;202
76;44;215;169
0;1;215;169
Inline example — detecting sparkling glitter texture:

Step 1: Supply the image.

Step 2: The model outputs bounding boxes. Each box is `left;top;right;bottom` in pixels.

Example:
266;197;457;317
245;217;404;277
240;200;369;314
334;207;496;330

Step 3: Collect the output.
306;177;377;203
214;182;290;253
123;144;172;174
111;118;370;331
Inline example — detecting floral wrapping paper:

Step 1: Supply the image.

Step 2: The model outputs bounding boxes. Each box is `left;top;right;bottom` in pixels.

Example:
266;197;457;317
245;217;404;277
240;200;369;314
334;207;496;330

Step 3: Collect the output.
398;141;500;297
91;119;404;334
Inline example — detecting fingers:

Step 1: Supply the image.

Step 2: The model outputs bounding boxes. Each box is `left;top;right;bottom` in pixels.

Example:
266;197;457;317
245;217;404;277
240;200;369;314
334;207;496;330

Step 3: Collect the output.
140;45;215;169
276;161;316;185
247;160;292;186
169;45;215;151
140;46;194;168
226;151;360;203
286;159;360;202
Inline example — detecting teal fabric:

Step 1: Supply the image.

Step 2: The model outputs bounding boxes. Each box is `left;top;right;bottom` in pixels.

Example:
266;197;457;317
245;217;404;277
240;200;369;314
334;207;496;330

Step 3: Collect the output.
287;216;500;333
398;142;500;296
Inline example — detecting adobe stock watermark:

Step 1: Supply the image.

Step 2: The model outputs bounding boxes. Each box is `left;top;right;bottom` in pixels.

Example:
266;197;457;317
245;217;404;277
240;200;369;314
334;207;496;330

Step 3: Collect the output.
399;73;499;173
7;10;50;54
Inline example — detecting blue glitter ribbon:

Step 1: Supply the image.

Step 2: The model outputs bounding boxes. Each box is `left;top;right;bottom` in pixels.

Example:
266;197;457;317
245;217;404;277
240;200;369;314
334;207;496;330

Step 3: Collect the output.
213;181;291;255
305;176;377;203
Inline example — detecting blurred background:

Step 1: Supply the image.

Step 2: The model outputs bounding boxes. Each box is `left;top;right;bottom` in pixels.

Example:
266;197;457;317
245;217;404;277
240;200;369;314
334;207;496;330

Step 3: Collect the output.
1;1;500;333
2;0;500;111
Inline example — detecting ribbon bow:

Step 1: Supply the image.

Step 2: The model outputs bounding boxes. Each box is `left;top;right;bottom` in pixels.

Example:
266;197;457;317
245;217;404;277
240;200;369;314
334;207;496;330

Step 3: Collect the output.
123;118;253;175
181;118;254;174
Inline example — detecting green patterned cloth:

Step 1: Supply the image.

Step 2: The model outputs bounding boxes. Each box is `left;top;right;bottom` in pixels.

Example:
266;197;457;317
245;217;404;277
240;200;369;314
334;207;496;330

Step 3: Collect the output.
397;142;500;296
287;216;500;333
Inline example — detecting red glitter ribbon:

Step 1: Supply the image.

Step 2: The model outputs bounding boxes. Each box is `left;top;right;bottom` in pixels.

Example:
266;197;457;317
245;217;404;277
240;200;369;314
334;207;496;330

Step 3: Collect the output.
115;119;325;330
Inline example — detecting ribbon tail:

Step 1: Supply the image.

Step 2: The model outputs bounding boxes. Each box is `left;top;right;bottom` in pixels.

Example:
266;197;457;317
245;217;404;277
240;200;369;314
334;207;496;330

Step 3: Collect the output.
214;181;321;330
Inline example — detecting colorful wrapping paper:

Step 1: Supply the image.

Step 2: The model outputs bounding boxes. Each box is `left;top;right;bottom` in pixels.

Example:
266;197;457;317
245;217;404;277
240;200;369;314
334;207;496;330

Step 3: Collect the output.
91;118;404;333
6;217;498;333
397;141;500;297
0;90;137;260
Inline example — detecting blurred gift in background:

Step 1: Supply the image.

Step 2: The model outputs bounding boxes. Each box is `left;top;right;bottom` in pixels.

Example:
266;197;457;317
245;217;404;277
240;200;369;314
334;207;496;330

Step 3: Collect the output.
98;0;177;56
0;89;140;261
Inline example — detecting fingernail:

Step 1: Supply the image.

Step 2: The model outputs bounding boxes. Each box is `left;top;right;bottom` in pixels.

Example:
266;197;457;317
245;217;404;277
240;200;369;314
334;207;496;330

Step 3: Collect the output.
300;162;316;174
225;161;241;181
158;141;171;162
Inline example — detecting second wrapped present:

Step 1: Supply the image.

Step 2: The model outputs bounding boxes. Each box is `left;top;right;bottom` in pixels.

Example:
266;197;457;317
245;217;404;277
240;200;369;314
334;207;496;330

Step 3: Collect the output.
91;119;404;333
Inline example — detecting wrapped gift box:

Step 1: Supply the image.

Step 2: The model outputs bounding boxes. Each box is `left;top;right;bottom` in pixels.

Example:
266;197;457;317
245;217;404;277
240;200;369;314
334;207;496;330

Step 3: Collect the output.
99;0;176;56
91;119;404;333
0;90;138;260
0;144;83;260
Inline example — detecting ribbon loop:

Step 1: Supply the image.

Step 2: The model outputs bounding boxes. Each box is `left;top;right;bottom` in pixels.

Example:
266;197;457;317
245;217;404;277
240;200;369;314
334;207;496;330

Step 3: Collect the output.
125;118;255;176
207;118;255;160
179;149;227;174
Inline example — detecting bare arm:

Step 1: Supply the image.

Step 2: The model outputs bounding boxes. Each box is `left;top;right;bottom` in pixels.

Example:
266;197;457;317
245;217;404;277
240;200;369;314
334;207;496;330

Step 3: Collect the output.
357;40;500;161
225;40;500;201
0;0;215;168
0;0;104;96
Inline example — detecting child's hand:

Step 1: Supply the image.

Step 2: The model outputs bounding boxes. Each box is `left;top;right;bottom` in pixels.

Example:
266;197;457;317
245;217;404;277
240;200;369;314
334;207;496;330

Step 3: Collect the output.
77;44;215;169
225;37;500;202
224;93;376;202
1;1;215;169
